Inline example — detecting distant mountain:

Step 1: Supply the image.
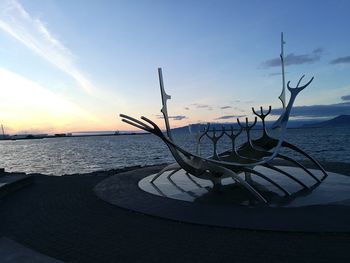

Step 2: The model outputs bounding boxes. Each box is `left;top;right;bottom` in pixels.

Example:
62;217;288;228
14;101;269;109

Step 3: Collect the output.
171;115;350;134
171;123;240;134
303;115;350;128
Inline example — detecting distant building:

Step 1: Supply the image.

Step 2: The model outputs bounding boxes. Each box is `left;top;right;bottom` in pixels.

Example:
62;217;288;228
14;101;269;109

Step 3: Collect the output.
11;134;48;140
54;133;66;137
0;134;10;140
12;134;30;139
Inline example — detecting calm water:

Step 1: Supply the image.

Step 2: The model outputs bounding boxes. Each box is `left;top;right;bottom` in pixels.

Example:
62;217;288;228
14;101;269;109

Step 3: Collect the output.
0;127;349;175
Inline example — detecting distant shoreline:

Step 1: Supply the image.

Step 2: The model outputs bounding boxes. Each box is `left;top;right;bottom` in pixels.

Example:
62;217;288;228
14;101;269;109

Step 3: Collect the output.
0;132;150;141
0;125;346;141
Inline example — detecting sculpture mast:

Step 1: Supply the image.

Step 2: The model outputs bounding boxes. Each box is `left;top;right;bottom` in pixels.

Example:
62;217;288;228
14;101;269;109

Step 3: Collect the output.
1;124;4;138
158;68;173;140
279;32;286;108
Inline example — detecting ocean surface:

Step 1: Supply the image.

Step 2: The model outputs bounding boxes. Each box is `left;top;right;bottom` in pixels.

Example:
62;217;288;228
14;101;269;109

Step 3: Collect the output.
0;127;349;175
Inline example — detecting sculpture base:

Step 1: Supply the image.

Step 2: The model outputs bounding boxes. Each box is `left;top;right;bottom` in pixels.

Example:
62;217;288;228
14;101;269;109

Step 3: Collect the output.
94;164;350;232
139;166;350;207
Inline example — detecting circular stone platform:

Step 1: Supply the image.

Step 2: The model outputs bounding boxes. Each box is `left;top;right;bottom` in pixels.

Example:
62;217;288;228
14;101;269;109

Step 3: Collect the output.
139;166;350;207
94;163;350;232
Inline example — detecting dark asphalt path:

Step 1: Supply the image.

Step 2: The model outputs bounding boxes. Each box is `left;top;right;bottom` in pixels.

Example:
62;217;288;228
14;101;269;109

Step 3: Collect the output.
1;173;350;263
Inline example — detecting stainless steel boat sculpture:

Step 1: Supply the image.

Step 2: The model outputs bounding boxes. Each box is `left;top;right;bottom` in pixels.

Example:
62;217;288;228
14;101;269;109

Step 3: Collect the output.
120;68;328;204
120;68;327;203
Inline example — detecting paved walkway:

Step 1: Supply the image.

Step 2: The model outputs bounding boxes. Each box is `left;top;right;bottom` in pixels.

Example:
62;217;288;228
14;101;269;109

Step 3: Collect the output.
1;165;350;262
0;237;63;263
0;172;33;198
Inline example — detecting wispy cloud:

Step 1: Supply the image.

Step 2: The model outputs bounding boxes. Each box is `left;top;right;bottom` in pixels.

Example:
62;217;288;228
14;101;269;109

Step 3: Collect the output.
195;104;211;109
157;115;187;121
262;48;323;68
270;102;350;118
268;71;290;76
330;56;350;65
0;0;94;94
215;114;245;120
190;103;213;110
341;95;350;101
220;106;232;109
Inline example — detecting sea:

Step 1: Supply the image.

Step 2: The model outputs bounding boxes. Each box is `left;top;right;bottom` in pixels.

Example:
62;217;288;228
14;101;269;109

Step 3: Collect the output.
0;127;349;175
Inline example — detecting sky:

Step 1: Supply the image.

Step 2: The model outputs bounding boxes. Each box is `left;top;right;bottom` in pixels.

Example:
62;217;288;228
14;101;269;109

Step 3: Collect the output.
0;0;349;134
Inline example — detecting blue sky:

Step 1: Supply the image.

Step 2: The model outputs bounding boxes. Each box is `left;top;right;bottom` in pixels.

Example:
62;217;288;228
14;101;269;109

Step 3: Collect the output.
0;0;349;133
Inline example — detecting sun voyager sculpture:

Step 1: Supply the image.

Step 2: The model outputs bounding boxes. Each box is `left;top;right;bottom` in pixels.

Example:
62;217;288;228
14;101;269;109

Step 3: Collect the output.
120;35;329;205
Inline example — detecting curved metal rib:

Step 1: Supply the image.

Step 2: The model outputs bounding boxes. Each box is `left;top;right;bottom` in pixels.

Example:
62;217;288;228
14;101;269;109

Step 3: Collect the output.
150;163;180;183
167;168;181;179
251;133;327;182
277;154;321;183
149;182;167;197
185;172;206;189
282;141;328;180
167;176;199;198
205;163;267;203
262;163;309;189
242;167;291;196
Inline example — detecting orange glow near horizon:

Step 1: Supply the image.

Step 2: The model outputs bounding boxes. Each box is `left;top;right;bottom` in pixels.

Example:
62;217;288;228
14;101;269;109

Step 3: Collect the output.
0;67;190;134
0;68;105;134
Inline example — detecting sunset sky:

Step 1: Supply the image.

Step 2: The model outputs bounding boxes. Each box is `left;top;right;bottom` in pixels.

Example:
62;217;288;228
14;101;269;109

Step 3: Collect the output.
0;0;349;134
